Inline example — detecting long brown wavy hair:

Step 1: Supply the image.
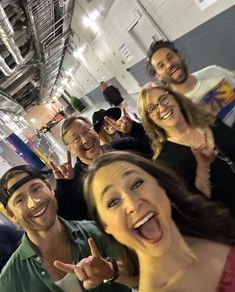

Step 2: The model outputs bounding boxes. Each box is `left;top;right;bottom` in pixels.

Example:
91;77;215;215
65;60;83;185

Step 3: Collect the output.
138;82;216;159
84;151;235;245
83;151;235;273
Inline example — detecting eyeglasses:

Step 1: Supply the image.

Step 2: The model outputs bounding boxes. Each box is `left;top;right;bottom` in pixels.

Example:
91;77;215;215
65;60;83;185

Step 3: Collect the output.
67;127;93;146
146;92;171;116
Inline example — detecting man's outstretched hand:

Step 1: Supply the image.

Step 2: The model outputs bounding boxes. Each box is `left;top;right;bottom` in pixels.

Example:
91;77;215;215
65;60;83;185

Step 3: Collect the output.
54;238;114;289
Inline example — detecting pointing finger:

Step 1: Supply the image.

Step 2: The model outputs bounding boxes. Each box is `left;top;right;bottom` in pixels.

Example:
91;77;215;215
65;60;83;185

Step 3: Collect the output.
104;116;119;130
50;161;64;179
121;106;128;118
67;150;72;166
49;160;57;171
54;260;76;273
88;238;101;258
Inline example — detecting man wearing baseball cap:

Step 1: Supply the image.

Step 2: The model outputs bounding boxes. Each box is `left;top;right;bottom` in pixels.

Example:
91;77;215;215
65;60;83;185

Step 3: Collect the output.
0;165;134;292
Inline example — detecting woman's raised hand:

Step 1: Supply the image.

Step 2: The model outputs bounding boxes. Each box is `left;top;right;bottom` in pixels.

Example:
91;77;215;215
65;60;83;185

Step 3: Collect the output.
191;130;218;197
104;107;133;133
191;130;218;170
50;150;75;180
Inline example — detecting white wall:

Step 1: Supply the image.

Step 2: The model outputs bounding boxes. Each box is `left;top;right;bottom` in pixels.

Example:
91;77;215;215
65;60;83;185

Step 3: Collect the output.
147;0;235;40
62;0;235;98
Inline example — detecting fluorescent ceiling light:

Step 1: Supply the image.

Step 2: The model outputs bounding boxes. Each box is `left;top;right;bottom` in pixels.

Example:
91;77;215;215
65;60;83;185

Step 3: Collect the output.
73;46;86;58
89;10;99;21
61;79;68;85
82;15;98;32
46;104;52;109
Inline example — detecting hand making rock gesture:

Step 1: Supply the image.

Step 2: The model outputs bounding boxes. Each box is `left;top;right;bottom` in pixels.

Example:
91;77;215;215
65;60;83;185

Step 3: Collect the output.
54;238;115;289
104;106;133;134
50;150;75;180
191;129;218;171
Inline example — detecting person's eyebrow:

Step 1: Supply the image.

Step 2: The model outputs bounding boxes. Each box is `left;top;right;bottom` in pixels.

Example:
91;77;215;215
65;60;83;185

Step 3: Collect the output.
100;170;138;199
166;52;173;57
10;191;25;206
28;182;41;191
156;52;173;66
11;181;42;203
12;192;23;202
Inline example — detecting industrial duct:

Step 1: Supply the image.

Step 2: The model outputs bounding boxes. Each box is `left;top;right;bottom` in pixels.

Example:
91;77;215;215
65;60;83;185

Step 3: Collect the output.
0;54;13;76
0;3;24;67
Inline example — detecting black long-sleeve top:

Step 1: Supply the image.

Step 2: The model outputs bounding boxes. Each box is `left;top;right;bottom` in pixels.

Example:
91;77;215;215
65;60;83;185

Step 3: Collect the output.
157;120;235;215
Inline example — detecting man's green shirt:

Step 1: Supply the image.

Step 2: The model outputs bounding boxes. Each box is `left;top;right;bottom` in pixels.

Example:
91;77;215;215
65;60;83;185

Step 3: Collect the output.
0;219;131;292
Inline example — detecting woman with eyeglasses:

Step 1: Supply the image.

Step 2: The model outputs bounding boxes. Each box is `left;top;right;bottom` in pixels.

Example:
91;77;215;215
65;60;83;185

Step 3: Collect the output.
82;151;235;292
138;82;235;215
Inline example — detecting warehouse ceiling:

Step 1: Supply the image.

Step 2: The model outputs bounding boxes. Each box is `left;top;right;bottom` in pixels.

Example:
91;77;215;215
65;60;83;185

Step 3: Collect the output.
0;0;74;112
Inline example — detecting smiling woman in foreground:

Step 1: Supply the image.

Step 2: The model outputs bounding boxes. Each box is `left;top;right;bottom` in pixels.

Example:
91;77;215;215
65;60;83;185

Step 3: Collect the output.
84;151;235;292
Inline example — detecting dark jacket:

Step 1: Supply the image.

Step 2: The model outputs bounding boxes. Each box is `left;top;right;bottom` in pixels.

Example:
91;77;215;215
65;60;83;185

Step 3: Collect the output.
102;85;124;106
55;136;152;220
127;120;148;141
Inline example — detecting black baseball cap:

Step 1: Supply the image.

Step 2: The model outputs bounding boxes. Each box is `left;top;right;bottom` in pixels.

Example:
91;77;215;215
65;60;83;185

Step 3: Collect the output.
0;165;45;208
92;107;121;133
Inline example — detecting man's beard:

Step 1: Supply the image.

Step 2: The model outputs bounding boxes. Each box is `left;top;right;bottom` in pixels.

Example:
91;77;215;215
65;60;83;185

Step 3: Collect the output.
163;63;188;86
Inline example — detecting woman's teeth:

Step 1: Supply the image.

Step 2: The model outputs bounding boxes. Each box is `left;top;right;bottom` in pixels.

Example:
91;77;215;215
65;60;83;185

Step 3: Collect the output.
133;212;155;229
161;109;173;120
133;212;162;242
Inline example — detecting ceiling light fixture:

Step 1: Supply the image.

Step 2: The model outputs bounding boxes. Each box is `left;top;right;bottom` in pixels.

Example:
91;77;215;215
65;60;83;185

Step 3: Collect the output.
82;15;98;32
73;46;86;58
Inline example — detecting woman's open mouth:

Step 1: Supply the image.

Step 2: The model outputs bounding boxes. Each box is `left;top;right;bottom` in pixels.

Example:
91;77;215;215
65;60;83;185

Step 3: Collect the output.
133;212;163;243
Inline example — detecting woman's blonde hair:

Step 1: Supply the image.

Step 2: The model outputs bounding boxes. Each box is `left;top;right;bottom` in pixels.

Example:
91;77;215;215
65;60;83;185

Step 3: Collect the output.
138;82;216;159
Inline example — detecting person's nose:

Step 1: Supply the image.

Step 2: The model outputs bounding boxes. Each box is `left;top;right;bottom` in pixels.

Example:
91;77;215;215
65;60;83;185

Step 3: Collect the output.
124;193;142;215
27;194;40;209
165;59;173;70
80;133;88;144
158;102;167;114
